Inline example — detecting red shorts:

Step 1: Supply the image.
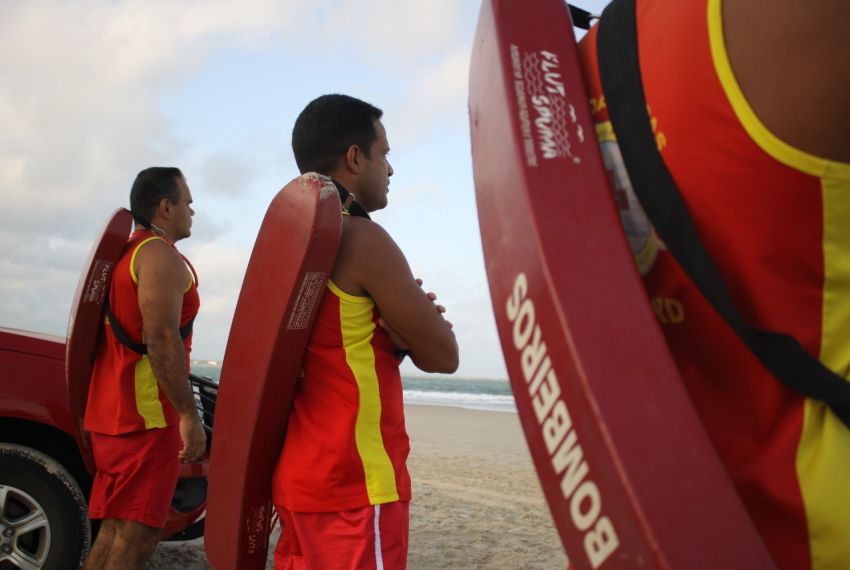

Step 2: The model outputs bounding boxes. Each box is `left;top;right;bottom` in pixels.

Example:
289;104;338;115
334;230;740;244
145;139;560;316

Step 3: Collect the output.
273;501;410;570
88;426;181;528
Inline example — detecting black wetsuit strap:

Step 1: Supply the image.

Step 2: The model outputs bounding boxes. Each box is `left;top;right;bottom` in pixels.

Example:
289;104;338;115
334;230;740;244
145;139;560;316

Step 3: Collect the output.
597;0;850;428
104;299;147;355
179;318;195;340
104;301;195;356
333;180;371;219
128;208;152;230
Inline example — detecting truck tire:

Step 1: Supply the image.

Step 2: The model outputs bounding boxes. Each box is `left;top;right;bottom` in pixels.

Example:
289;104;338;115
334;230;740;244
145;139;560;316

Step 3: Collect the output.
0;444;90;569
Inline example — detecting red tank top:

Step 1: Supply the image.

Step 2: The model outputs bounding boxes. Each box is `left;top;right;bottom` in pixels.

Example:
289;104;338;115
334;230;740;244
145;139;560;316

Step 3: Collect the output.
579;2;850;568
84;229;200;435
273;280;411;512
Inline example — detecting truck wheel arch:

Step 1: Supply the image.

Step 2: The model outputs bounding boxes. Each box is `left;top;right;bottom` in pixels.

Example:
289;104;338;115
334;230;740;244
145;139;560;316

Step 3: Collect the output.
0;418;92;496
0;443;91;569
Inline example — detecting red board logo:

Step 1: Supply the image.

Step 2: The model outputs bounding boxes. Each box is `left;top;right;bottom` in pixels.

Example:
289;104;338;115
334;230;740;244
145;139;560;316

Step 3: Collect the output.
286;271;326;330
509;44;585;167
83;259;114;304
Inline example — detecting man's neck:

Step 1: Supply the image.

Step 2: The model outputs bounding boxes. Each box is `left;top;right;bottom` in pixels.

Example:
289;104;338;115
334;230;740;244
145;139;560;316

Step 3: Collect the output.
137;222;175;242
332;179;371;219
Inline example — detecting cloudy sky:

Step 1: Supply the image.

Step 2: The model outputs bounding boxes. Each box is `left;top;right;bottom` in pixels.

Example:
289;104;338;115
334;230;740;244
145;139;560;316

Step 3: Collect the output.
0;0;607;379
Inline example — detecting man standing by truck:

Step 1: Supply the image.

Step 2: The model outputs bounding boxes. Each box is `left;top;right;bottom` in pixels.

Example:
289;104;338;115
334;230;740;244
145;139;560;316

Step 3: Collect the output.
83;167;206;569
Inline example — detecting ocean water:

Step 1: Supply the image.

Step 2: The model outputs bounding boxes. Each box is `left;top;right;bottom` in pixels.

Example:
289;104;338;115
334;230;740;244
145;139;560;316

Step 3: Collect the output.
402;375;515;413
190;363;515;414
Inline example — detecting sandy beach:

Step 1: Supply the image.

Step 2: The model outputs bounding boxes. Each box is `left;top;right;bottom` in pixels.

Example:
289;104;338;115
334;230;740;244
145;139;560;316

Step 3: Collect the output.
147;405;567;569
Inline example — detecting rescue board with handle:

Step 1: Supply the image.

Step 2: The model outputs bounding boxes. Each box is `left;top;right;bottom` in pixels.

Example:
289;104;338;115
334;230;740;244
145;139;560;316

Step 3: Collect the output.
205;173;343;570
65;207;133;470
468;0;775;567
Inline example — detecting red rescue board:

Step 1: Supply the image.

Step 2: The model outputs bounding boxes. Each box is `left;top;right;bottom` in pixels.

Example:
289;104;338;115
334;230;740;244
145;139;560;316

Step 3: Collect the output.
469;1;775;568
65;208;133;468
205;174;342;570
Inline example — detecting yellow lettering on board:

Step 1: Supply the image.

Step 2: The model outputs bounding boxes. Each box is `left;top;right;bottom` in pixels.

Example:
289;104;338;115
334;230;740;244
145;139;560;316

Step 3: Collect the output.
651;297;685;324
589;95;607;115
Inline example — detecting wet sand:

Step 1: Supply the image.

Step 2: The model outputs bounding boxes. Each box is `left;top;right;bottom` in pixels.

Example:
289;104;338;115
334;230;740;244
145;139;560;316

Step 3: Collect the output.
146;405;567;569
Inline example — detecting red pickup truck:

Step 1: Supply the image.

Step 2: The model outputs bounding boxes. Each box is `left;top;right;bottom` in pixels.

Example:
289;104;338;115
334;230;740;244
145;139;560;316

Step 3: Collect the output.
0;326;216;568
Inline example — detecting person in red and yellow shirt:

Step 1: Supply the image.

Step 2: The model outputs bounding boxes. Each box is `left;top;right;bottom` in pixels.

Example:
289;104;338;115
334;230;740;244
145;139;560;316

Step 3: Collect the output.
272;95;459;569
83;167;206;570
579;1;850;568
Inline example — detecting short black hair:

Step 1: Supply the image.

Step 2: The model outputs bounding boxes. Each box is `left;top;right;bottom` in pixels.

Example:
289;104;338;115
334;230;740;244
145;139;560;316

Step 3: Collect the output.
292;94;383;174
129;167;184;223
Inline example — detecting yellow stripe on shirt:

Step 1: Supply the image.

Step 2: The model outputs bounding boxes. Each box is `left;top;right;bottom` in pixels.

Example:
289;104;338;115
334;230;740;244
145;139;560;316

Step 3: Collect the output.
333;281;399;504
820;177;850;376
134;355;167;429
796;177;850;569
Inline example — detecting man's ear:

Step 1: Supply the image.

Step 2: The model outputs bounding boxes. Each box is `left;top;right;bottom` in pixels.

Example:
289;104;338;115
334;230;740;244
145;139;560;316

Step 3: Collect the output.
157;197;173;220
344;144;363;174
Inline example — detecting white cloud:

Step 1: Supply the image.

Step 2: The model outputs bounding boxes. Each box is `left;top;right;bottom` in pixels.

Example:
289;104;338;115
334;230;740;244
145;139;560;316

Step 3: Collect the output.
386;46;472;149
0;0;306;332
197;150;256;198
180;240;250;360
0;0;508;379
408;48;471;117
0;0;312;220
319;0;468;64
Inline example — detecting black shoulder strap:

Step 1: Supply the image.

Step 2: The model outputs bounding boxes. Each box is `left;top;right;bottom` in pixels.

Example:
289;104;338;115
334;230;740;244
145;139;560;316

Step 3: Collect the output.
333;180;371;220
568;3;595;30
104;300;147;354
596;0;850;428
104;299;194;355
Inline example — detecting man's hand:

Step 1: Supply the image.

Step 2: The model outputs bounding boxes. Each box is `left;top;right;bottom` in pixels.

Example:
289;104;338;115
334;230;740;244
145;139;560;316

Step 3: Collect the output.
416;278;453;329
378;277;453;356
178;413;207;462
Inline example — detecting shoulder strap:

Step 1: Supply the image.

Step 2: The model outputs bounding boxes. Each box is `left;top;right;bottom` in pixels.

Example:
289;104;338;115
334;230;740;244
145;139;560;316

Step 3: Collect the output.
104;299;194;355
333;179;371;219
103;299;148;354
596;0;850;428
568;3;595;30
